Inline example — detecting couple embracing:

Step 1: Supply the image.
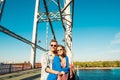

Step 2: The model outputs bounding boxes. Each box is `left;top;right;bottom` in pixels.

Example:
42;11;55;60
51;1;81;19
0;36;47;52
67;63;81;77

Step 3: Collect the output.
41;39;70;80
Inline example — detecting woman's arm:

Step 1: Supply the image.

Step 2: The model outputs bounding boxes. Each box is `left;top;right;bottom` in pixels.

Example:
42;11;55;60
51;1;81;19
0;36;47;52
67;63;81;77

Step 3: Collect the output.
46;56;69;74
45;56;64;75
53;56;62;72
45;67;59;74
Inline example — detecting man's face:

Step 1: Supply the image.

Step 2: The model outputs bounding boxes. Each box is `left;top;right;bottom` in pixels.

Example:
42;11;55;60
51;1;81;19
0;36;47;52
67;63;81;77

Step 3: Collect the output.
50;42;57;52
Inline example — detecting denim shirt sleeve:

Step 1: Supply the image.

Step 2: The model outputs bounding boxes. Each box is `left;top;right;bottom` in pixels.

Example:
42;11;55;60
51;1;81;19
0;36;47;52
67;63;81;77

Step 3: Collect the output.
53;56;61;72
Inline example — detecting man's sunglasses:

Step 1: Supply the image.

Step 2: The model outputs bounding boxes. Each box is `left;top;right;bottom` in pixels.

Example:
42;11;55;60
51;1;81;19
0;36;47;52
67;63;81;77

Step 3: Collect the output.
51;44;57;47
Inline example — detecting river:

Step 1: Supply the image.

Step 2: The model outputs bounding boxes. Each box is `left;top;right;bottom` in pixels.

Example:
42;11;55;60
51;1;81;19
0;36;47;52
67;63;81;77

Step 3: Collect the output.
76;68;120;80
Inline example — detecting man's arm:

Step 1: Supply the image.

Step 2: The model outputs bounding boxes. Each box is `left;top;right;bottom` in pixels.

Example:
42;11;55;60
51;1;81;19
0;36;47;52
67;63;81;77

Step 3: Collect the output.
41;54;47;71
41;54;48;80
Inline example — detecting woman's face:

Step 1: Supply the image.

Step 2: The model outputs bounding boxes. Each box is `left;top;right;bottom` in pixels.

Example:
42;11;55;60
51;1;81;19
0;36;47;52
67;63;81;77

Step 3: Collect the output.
57;46;63;56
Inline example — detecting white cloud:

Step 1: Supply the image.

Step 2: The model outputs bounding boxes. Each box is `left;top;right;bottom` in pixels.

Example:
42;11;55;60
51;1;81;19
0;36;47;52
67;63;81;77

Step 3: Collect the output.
111;39;120;44
106;32;120;55
111;32;120;45
106;49;120;54
115;32;120;39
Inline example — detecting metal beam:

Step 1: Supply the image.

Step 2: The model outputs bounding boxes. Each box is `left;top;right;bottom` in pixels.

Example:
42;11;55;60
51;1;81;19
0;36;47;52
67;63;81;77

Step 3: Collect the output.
0;0;6;21
31;0;39;69
61;0;72;13
57;0;66;31
43;0;56;40
38;12;61;22
71;0;74;28
57;0;74;31
0;25;47;51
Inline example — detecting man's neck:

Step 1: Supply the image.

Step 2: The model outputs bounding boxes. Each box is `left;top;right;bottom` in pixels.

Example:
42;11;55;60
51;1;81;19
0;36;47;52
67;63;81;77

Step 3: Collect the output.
50;51;56;56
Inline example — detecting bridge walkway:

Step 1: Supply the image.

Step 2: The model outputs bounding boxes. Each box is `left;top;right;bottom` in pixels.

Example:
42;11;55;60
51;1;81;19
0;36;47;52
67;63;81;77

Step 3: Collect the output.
0;68;41;80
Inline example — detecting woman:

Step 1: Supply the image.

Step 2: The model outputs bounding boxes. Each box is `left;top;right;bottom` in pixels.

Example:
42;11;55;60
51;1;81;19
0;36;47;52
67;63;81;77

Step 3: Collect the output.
47;45;69;80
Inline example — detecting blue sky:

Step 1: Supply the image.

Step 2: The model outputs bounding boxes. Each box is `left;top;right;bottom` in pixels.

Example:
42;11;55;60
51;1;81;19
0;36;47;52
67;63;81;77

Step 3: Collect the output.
0;0;120;63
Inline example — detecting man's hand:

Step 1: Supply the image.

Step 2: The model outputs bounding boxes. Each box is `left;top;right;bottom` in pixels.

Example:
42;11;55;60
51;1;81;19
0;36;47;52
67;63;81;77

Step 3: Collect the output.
61;71;65;75
58;71;65;76
58;72;63;76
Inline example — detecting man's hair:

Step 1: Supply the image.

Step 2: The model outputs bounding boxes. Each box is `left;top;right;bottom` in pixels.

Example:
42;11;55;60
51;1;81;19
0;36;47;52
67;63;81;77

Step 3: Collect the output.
50;39;58;45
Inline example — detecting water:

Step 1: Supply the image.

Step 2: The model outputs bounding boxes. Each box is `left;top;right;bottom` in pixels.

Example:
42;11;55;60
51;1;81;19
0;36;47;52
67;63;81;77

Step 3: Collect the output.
76;68;120;80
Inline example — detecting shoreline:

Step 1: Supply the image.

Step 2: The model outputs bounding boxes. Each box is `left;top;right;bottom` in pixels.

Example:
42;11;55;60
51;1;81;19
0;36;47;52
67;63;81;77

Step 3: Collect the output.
75;67;120;70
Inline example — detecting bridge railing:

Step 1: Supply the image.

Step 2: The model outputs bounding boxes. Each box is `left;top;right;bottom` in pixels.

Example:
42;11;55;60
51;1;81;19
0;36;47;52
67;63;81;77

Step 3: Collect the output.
0;63;41;75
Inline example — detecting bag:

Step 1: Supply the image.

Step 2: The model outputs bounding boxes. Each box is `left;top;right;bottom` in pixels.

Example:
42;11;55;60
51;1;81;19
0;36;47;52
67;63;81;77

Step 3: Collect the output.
68;63;76;80
68;69;75;80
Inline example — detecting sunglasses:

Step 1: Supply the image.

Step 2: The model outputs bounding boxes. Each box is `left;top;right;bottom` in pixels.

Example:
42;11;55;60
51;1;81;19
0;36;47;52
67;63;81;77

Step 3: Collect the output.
51;44;57;47
57;49;63;52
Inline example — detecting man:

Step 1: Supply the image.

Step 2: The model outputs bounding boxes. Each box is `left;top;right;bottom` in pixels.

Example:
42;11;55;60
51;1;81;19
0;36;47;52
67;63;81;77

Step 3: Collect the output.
41;39;59;80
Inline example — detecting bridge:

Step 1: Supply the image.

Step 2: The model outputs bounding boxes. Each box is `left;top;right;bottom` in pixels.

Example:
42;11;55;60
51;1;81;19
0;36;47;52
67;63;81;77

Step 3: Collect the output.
0;0;74;79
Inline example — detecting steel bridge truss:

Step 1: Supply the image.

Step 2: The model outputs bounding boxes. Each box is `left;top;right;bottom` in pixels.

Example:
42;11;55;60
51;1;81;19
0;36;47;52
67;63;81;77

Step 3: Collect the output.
30;0;74;69
0;0;74;71
37;0;74;49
